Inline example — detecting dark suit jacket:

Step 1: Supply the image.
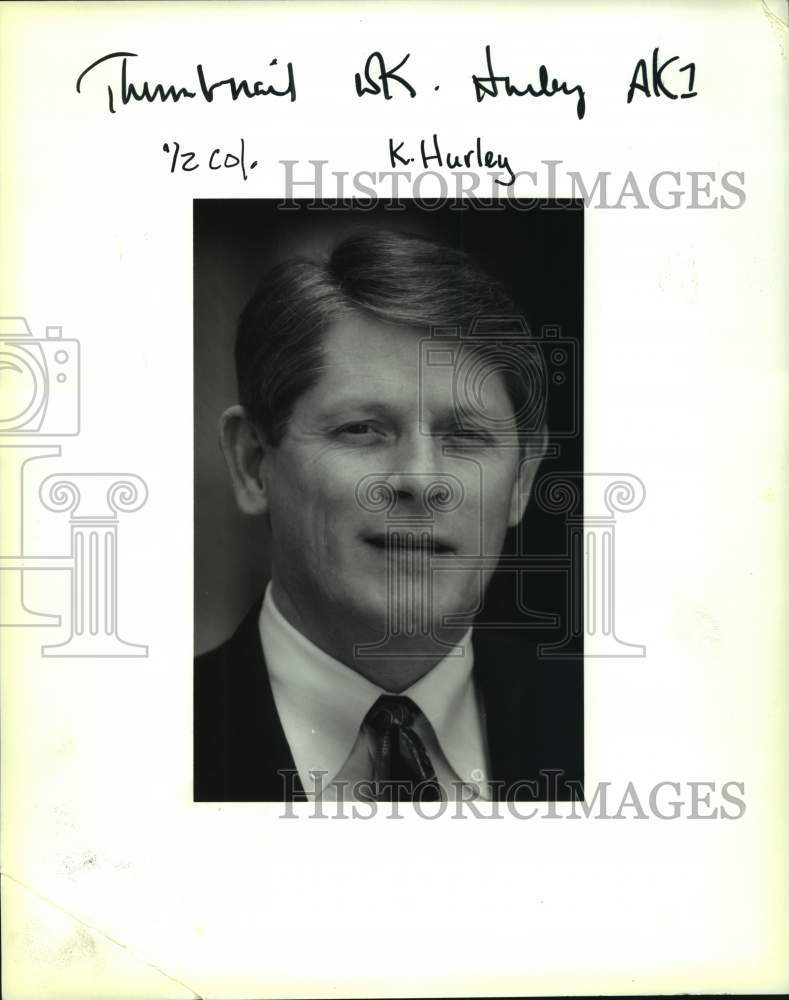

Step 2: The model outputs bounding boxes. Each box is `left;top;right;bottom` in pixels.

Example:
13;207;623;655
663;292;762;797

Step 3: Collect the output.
194;599;583;802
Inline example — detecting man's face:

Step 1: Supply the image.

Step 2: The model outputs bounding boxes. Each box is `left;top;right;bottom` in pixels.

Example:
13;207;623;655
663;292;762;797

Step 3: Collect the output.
260;314;530;647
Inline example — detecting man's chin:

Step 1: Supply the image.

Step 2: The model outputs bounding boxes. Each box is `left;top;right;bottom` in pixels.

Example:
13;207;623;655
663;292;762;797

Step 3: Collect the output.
337;586;474;647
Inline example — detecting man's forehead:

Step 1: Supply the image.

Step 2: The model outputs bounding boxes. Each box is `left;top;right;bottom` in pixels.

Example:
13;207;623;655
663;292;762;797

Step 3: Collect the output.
320;314;423;357
305;368;515;425
303;316;515;418
318;317;505;375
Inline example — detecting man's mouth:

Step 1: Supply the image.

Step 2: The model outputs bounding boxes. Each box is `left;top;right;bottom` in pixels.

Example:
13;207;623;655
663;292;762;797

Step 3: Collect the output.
364;532;454;555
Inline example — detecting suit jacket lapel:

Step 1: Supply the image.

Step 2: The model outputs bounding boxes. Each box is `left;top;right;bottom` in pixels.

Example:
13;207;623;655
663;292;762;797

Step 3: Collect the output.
473;631;534;794
195;598;305;801
472;631;583;800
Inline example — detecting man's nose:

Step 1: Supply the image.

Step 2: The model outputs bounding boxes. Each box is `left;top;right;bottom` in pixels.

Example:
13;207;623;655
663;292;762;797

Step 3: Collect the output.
384;434;462;514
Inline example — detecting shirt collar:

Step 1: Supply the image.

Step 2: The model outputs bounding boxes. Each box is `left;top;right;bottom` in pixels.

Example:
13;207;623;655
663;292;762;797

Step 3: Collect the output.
259;586;382;790
258;586;477;788
403;632;478;785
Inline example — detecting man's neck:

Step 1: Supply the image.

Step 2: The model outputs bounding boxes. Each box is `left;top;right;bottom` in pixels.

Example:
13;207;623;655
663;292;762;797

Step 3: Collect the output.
268;581;466;692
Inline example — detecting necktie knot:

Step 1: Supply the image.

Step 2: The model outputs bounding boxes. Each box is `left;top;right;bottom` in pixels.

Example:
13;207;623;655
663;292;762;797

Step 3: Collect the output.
364;695;440;801
365;695;420;733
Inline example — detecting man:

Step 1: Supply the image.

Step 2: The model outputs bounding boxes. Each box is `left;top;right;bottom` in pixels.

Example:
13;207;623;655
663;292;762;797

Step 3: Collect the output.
194;229;582;803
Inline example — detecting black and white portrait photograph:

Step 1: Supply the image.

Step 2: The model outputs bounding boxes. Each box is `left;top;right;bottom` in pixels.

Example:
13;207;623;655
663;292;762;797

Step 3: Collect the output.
193;201;584;803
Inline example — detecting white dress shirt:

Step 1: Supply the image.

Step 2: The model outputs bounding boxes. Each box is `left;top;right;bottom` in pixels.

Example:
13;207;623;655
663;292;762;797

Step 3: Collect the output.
259;586;491;800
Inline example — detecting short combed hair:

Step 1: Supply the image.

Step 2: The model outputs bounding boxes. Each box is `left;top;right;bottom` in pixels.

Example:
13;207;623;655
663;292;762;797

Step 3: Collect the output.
235;229;545;446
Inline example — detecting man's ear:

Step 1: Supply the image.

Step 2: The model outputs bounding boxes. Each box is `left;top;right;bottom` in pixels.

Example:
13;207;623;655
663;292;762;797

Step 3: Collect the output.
218;405;270;515
508;424;549;527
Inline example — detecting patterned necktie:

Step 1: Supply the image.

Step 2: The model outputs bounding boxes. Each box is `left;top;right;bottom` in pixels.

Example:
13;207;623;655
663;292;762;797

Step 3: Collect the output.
365;695;441;801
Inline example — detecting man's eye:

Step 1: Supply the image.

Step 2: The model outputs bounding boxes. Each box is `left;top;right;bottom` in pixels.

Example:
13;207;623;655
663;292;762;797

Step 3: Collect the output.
337;422;379;438
445;428;494;445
